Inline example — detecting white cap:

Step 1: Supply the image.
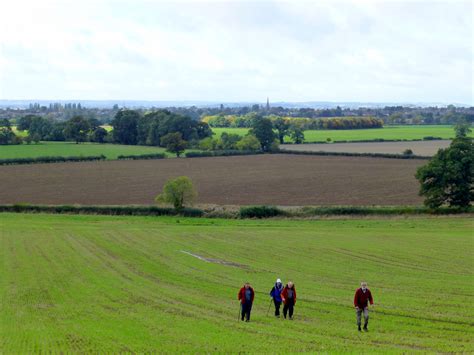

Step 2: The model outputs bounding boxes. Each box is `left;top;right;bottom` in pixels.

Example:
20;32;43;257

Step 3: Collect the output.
276;278;282;283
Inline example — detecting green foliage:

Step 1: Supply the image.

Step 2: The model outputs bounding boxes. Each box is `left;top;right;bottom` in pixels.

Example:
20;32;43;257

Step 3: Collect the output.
91;127;108;143
198;137;218;151
160;132;187;157
0;125;21;145
185;150;262;158
156;176;197;211
250;117;276;152
273;117;291;144
111;109;140;145
64;115;91;143
235;134;261;151
217;132;241;150
239;205;286;218
117;153;166;160
289;125;305;143
416;137;473;209
403;149;413;156
0;155;106;166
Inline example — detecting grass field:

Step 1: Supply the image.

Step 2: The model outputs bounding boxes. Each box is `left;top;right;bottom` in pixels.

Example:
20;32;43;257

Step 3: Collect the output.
0;142;170;160
0;213;472;352
213;125;469;143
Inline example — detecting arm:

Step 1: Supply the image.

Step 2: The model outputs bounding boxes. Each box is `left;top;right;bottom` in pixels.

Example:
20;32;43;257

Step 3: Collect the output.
269;286;275;297
294;289;297;304
354;290;359;308
281;289;286;303
238;289;242;301
368;290;374;305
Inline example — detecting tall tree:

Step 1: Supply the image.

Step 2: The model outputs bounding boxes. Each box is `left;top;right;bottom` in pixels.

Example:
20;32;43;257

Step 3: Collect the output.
273;117;290;144
111;110;139;145
415;134;473;209
160;132;187;157
64;116;91;144
250;117;276;152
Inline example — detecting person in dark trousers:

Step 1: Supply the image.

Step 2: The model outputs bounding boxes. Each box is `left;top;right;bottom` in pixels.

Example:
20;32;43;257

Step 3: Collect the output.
269;278;284;317
354;281;374;331
238;282;255;322
281;281;296;320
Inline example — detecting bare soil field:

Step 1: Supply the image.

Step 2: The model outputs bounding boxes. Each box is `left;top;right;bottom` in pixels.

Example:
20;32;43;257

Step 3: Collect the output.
280;140;451;156
0;154;425;206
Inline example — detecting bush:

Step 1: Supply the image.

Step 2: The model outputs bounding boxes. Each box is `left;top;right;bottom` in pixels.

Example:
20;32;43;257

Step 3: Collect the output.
0;155;106;166
423;136;443;141
185;150;263;158
117;153;166;160
156;176;197;211
239;206;286;218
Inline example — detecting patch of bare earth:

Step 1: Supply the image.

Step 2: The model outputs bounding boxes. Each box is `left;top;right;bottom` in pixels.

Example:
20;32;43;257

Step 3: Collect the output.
0;154;424;206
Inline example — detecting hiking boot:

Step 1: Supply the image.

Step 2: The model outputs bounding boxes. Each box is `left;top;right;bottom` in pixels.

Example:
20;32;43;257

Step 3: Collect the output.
363;325;368;332
358;326;362;332
289;316;293;320
245;319;249;322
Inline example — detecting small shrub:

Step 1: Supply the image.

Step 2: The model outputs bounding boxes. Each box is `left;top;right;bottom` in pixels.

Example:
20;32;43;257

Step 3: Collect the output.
239;206;286;218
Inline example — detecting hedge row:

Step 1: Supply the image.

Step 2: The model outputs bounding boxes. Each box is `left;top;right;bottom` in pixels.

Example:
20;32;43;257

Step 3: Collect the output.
117;153;166;160
0;155;106;166
185;150;262;158
239;205;473;218
278;150;430;160
285;137;445;144
0;204;470;218
0;204;203;217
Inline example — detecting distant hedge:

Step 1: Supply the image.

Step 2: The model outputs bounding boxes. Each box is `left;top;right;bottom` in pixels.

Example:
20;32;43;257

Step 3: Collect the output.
185;150;262;158
117;153;166;160
284;137;445;144
0;204;203;217
0;155;106;166
278;150;430;160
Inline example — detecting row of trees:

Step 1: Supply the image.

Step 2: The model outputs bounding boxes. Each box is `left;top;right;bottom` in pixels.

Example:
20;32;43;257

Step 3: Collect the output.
111;110;213;146
203;114;383;130
16;115;108;144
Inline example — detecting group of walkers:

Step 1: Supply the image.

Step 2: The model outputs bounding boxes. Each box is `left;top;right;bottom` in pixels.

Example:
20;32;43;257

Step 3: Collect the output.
238;280;374;332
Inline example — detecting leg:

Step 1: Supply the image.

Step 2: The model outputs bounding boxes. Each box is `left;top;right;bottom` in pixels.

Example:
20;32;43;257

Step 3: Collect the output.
241;303;246;321
246;303;252;321
283;303;288;318
356;309;362;330
289;302;294;319
363;308;369;330
274;300;281;316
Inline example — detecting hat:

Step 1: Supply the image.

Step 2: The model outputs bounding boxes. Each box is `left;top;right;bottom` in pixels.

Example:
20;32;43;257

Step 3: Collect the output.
276;278;281;283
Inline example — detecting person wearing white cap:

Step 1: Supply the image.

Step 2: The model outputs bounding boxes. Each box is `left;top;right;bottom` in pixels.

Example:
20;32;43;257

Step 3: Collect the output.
269;278;284;317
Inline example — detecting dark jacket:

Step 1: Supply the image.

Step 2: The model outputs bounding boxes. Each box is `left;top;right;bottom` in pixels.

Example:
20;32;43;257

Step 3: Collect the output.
281;285;297;305
354;288;374;309
238;286;255;305
269;282;284;302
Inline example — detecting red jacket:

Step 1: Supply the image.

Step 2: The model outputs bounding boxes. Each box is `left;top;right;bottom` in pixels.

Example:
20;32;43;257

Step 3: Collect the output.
281;286;297;304
238;286;255;304
354;288;373;308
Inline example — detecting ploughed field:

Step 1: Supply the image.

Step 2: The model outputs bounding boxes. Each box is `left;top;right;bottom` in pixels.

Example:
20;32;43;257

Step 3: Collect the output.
0;154;425;206
0;214;472;352
280;140;451;156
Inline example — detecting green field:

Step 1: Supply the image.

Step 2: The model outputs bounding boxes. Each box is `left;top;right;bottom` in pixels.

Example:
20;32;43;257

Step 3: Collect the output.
1;213;472;352
213;125;469;142
0;142;170;160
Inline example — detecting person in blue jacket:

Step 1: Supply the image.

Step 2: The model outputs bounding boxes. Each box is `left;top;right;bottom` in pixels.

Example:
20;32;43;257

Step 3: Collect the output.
269;278;284;317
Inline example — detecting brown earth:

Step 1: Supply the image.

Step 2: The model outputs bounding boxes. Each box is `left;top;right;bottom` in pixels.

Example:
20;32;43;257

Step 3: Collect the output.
280;140;451;156
0;154;425;206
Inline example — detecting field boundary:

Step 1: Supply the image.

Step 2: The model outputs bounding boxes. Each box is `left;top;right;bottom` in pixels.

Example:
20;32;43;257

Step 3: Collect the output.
0;155;106;165
0;204;471;218
276;150;431;160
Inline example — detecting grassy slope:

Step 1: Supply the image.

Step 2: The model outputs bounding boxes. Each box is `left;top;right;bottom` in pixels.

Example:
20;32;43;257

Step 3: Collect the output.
213;125;470;142
0;142;171;160
0;213;472;353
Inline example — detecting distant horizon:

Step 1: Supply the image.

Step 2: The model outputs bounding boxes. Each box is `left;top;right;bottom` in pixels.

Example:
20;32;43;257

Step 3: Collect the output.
0;98;471;109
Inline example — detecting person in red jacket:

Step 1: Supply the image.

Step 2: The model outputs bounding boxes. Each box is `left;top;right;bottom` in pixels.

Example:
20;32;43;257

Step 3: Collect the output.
281;281;296;320
354;281;374;331
238;282;255;322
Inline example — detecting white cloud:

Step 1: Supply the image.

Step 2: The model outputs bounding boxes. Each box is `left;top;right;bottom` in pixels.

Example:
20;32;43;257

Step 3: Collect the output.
0;0;472;104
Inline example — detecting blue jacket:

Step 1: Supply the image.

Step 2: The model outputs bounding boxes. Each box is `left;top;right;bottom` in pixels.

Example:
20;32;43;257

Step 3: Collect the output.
269;282;284;302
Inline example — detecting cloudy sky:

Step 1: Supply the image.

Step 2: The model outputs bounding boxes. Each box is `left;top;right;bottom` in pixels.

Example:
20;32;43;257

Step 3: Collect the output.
0;0;472;104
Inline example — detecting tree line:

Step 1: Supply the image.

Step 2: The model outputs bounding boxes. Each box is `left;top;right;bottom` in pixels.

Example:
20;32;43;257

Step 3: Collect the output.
203;114;383;130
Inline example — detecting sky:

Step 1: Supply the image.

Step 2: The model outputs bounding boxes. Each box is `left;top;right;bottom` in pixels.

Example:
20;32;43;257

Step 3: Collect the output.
0;0;472;104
